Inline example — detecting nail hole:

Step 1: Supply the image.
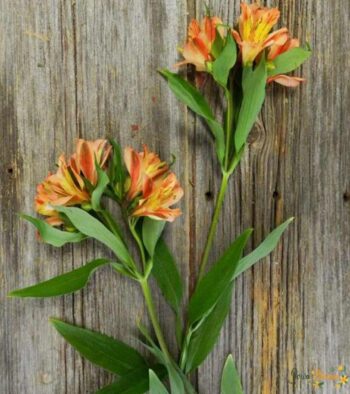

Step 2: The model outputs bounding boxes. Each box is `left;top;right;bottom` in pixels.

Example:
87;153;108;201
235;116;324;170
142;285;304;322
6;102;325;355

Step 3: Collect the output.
343;192;350;202
273;191;279;199
7;168;13;174
205;191;213;201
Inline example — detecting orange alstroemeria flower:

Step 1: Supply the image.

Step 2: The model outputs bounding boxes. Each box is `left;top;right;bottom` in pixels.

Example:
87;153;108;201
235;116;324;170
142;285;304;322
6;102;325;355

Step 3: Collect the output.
124;145;168;200
176;16;224;71
267;33;306;87
35;154;90;225
131;173;184;222
124;146;183;222
232;2;287;66
70;139;112;185
35;139;111;225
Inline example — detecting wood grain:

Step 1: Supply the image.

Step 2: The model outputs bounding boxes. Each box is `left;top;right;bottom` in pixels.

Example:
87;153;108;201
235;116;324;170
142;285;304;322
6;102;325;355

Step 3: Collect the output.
0;0;349;393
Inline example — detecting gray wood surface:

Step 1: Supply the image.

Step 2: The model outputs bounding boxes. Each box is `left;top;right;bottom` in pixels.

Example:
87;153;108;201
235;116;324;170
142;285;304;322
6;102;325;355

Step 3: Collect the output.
0;1;349;393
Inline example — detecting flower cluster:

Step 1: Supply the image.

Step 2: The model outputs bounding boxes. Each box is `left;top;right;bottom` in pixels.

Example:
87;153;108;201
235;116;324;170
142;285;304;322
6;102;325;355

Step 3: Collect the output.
178;2;306;87
35;140;183;226
176;16;224;71
35;139;111;225
124;145;183;222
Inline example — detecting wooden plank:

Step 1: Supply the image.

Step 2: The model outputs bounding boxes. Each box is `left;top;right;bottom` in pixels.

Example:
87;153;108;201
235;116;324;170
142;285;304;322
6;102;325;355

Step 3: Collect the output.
189;0;350;393
0;2;78;393
69;0;189;391
0;1;188;393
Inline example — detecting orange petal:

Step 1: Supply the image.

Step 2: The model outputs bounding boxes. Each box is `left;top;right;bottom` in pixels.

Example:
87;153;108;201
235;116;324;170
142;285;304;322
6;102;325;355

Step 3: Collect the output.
78;140;96;183
268;74;305;87
263;27;289;48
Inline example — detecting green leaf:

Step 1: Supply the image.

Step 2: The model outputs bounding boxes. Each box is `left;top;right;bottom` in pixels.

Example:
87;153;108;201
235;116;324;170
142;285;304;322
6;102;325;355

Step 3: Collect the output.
152;239;183;313
111;262;138;279
108;139;127;199
234;58;267;152
138;335;192;394
268;47;311;78
21;214;86;247
159;69;225;164
8;258;109;298
142;218;166;257
149;370;169;394
50;319;147;375
185;284;233;372
211;28;224;58
212;33;237;87
220;355;243;394
234;217;294;279
142;344;186;394
188;229;252;325
55;207;133;266
95;365;167;394
91;164;110;211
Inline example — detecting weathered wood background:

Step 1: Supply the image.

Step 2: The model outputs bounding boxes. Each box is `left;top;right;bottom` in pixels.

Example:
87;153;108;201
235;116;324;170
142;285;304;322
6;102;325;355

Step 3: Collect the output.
1;0;349;393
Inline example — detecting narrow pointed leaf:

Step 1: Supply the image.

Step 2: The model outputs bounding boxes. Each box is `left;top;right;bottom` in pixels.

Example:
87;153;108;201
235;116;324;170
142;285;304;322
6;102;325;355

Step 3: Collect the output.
268;47;311;78
56;207;133;266
220;355;243;394
188;229;252;325
212;33;237;86
146;345;185;394
95;365;167;394
234;217;294;279
185;284;234;372
21;214;85;247
152;238;183;313
149;370;169;394
91;164;110;211
160;69;225;164
234;58;267;152
8;258;109;298
50;319;147;375
142;218;166;257
140;340;190;394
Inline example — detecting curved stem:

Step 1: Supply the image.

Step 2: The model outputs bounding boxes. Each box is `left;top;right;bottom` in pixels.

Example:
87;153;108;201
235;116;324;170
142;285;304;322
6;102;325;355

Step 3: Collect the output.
140;278;172;362
197;171;229;281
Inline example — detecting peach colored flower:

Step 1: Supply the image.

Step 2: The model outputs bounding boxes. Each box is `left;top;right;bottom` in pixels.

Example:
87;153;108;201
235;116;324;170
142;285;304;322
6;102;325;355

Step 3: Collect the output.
267;32;306;87
131;173;183;222
176;16;224;71
35;154;90;225
232;2;287;66
124;145;168;200
70;139;111;186
35;139;111;225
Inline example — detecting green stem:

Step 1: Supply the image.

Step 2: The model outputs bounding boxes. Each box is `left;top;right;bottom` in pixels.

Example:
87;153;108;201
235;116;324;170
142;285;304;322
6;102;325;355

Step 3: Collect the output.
126;219;172;361
223;88;234;171
99;209;124;242
129;220;147;271
197;171;229;281
140;278;172;362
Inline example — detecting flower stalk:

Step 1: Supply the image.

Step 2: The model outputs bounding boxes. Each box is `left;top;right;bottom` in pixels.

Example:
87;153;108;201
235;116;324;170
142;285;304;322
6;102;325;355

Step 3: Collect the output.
198;171;230;281
140;277;172;362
